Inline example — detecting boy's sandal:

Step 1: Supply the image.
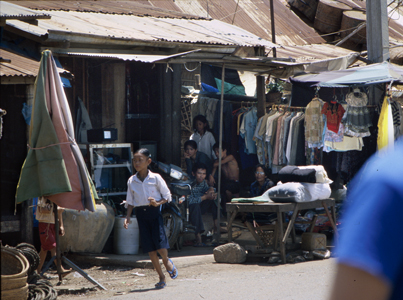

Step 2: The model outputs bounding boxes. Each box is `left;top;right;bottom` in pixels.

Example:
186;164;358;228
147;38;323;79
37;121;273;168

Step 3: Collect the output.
155;281;166;289
167;258;178;279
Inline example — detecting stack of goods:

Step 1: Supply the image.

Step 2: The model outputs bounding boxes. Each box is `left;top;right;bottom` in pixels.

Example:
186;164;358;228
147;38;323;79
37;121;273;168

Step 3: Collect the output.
266;165;332;203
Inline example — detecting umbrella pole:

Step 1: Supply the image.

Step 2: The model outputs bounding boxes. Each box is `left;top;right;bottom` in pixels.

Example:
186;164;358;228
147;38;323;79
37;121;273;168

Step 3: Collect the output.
53;203;62;282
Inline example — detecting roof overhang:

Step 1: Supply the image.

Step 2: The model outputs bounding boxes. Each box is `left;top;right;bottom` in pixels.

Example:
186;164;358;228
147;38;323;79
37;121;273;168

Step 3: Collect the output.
53;49;202;63
52;48;362;77
1;48;71;85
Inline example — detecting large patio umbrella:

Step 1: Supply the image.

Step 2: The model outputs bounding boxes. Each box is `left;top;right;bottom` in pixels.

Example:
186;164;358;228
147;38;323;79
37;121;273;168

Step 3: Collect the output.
16;50;97;211
290;61;403;87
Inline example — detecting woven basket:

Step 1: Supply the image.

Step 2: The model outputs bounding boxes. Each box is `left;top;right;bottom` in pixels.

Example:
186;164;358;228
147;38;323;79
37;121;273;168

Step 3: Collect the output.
1;283;28;300
1;246;29;277
1;245;29;299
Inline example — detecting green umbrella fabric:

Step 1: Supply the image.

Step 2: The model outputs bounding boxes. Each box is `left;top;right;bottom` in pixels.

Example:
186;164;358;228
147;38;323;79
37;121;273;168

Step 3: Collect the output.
16;50;97;211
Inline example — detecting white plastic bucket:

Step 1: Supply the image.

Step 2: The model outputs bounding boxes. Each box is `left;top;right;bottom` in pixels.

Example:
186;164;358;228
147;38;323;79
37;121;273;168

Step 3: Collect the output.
113;216;140;254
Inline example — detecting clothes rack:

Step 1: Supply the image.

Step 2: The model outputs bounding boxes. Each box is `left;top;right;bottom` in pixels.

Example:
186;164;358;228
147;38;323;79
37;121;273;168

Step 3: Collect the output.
269;104;306;111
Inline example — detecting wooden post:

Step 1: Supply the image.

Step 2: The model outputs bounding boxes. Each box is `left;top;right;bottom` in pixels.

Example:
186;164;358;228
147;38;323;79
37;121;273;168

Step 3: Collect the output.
172;64;182;166
256;75;266;118
270;0;277;57
114;63;126;143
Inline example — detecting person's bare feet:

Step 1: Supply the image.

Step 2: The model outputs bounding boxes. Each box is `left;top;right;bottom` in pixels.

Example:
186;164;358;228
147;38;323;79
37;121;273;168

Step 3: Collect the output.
61;268;73;278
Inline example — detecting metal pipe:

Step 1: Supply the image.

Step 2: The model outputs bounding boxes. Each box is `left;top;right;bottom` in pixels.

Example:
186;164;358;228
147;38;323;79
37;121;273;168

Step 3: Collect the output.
53;204;62;282
216;63;225;242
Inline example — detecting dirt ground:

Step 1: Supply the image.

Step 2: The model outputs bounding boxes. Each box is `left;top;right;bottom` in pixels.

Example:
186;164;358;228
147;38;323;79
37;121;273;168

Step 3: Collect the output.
39;224;336;299
48;263;174;298
42;252;337;300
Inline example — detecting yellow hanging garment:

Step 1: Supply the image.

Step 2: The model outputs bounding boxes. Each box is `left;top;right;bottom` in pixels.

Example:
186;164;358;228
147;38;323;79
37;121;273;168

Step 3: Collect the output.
377;96;394;152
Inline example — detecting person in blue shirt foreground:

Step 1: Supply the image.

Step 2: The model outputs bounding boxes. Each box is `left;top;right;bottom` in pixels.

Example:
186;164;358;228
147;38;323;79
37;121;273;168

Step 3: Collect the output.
328;139;403;300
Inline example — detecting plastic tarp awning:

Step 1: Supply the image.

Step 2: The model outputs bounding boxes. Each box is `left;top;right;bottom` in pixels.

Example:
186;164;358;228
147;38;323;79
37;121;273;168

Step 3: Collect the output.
289;61;403;87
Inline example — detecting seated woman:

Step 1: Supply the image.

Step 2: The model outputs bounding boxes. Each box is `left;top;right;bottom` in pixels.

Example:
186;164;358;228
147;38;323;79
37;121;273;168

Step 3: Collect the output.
245;164;276;224
250;164;275;197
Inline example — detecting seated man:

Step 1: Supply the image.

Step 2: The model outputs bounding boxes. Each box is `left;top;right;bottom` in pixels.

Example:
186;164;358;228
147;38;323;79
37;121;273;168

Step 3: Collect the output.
209;142;240;214
184;140;213;182
188;163;218;246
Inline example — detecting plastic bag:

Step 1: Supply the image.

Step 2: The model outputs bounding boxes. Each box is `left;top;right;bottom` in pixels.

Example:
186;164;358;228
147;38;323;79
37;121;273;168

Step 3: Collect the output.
36;197;55;224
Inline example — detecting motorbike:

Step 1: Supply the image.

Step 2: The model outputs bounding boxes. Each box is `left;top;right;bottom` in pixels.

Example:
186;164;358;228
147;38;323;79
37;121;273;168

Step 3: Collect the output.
152;161;195;251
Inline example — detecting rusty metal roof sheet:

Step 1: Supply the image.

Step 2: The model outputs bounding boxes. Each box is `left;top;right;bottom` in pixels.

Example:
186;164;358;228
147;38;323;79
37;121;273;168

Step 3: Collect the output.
0;48;70;78
6;9;277;48
8;0;326;46
8;0;403;46
6;1;205;19
276;44;360;63
0;48;39;77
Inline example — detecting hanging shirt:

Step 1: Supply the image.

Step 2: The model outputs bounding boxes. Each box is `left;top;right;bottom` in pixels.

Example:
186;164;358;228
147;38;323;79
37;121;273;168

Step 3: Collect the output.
305;97;325;148
272;113;286;166
253;117;265;164
321;102;345;133
125;171;171;208
240;107;257;154
285;112;302;164
282;112;295;165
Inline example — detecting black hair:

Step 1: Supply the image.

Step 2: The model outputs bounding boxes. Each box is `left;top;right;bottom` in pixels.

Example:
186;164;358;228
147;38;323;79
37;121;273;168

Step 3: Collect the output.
254;164;270;177
134;148;151;159
212;142;228;152
192;115;211;132
184;140;197;150
192;162;207;174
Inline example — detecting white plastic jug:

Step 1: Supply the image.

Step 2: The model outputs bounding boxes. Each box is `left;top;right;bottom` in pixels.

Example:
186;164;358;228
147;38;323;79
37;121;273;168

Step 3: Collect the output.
113;216;139;254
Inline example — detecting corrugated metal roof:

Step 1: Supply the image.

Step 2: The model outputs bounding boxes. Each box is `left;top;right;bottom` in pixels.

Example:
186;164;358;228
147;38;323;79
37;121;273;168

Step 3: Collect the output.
57;49;201;63
6;1;205;19
8;0;403;47
0;48;39;77
276;44;360;63
0;1;50;19
0;48;70;78
6;10;277;48
8;0;326;46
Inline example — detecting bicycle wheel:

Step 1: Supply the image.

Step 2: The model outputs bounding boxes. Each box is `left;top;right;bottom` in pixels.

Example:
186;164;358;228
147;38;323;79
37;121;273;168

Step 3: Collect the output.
162;211;183;249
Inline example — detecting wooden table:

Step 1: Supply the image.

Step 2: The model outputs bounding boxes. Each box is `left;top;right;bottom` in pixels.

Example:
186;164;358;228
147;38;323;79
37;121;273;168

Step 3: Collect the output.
226;199;338;263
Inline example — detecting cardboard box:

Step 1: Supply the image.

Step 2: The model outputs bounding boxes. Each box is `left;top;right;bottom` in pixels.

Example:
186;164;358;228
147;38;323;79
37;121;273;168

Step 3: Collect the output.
301;232;327;251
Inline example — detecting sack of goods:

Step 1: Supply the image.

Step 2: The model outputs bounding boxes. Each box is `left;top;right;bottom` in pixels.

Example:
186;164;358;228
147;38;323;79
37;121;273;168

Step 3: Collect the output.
267;165;332;203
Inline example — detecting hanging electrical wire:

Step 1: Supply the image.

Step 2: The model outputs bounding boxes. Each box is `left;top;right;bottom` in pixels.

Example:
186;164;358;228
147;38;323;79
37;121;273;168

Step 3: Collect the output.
183;62;199;72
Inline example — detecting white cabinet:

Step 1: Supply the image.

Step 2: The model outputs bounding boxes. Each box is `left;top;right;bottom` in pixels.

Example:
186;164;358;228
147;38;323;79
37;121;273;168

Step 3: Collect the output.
79;143;133;197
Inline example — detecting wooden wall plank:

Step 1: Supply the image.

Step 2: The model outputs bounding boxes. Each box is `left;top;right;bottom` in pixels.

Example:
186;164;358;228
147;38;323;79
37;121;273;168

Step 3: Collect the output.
113;63;126;143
